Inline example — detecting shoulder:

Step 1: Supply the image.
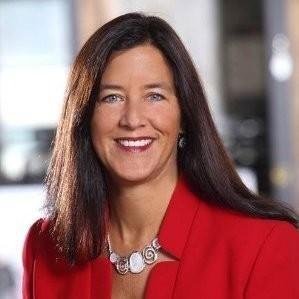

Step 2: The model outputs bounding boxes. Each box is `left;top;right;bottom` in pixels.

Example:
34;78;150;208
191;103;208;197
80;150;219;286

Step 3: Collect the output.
23;217;75;274
22;218;50;296
22;218;52;265
23;219;45;261
198;198;298;240
189;199;299;296
24;217;51;244
242;219;299;297
189;197;299;261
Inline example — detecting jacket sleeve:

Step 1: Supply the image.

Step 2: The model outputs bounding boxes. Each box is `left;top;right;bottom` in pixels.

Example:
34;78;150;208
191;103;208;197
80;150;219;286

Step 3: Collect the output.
245;221;299;298
22;219;43;299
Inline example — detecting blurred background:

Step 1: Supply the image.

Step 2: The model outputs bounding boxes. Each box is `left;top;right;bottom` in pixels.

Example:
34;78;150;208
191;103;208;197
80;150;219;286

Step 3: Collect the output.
0;0;299;297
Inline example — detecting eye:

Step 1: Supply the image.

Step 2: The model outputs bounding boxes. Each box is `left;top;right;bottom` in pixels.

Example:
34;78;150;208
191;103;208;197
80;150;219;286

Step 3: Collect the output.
147;93;165;101
100;94;123;103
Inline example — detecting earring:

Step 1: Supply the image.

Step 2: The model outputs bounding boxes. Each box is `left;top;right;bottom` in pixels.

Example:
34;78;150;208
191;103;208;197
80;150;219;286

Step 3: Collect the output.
178;133;185;148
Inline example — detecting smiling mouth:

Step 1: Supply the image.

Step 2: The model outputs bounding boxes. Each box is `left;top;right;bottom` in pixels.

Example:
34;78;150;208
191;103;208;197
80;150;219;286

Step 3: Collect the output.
115;138;155;152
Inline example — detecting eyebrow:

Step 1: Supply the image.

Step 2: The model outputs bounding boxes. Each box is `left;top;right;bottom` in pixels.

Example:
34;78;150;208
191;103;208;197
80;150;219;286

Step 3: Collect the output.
99;82;173;92
143;83;172;92
99;84;125;92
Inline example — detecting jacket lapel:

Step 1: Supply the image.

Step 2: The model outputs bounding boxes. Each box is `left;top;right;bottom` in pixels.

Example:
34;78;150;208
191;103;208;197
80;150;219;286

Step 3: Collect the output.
144;176;201;298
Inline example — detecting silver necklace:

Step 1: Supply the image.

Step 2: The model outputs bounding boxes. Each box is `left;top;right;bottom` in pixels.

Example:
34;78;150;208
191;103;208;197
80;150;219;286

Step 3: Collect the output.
107;233;161;275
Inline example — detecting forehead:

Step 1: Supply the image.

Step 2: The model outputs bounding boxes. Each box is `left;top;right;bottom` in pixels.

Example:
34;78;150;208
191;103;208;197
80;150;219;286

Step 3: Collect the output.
101;44;175;86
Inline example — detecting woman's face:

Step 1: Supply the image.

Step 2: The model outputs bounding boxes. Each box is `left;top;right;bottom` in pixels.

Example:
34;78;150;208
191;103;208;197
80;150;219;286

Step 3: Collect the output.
90;44;181;185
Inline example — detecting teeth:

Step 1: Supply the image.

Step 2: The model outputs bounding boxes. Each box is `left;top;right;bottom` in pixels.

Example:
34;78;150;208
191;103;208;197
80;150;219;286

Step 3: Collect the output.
118;139;153;147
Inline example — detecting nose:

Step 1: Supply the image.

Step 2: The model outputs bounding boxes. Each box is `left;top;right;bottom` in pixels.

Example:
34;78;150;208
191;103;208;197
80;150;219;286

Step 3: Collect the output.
119;98;146;129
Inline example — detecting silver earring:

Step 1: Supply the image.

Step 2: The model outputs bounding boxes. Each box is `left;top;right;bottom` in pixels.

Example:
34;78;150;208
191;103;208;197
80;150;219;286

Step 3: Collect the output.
178;133;185;148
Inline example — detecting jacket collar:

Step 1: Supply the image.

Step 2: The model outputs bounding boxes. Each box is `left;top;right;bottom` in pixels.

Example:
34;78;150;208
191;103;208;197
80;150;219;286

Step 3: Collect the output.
157;175;201;260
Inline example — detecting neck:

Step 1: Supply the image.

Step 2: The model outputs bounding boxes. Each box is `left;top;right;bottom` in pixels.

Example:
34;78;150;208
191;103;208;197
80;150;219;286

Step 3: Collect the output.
107;171;179;251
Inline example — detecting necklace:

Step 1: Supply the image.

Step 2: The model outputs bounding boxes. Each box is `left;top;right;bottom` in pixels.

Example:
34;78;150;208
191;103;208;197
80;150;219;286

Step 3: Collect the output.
107;233;161;275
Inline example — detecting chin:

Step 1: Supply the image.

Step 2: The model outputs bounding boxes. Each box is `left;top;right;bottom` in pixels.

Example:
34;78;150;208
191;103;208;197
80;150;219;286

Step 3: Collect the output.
112;169;155;185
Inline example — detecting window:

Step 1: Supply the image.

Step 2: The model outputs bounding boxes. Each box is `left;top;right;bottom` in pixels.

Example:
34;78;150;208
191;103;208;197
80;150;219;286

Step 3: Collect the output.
0;0;72;185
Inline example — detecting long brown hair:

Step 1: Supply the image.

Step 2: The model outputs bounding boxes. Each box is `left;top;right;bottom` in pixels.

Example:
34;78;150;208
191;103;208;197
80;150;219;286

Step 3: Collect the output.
46;12;298;264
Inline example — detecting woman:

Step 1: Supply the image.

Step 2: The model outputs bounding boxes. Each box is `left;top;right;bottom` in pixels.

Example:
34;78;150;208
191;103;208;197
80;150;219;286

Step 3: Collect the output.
22;12;299;299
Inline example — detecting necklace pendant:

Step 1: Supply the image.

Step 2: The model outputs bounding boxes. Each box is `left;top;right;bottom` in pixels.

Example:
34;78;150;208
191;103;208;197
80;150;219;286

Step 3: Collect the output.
107;234;161;275
143;245;158;264
109;252;119;264
116;257;129;274
152;238;161;250
129;251;145;273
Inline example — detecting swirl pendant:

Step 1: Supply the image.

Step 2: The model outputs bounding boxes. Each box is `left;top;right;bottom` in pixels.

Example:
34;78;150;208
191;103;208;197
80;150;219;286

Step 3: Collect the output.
107;235;161;275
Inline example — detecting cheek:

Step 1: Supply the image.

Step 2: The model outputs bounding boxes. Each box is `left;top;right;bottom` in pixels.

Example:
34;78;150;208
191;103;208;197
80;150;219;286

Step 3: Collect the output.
90;109;118;141
90;119;108;154
150;105;181;134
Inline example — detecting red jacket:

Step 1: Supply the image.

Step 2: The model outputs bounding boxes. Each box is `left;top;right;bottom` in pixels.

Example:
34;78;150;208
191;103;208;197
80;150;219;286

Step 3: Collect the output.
23;177;299;298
